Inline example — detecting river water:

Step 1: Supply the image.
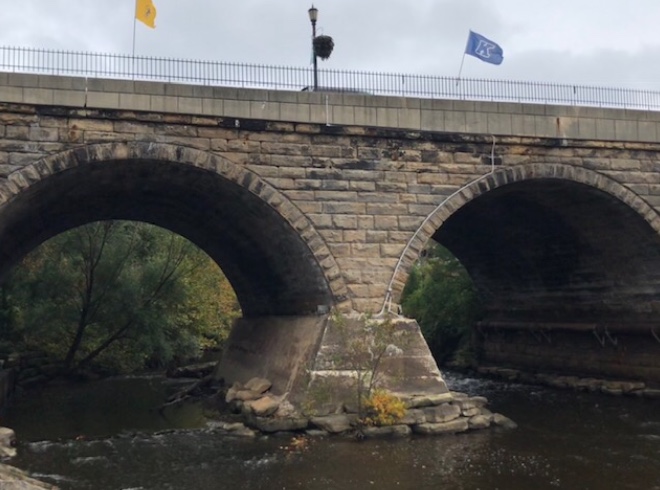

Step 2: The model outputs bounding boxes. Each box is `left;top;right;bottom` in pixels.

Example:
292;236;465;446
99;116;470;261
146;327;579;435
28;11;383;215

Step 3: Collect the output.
2;371;660;490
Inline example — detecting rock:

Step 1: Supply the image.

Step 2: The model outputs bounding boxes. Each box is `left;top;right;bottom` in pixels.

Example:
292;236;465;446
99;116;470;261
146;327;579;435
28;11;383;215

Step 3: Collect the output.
413;418;469;435
230;426;257;438
399;408;426;425
248;416;309;433
621;381;645;393
461;407;481;417
210;421;256;437
643;389;660;399
224;382;243;403
601;386;623;396
424;403;461;423
234;389;263;402
0;427;16;459
244;377;272;394
244;395;280;417
468;415;491;430
310;415;352;434
0;427;57;489
275;400;298;418
450;391;468;399
478;407;494;421
305;429;328;437
405;392;454;408
0;463;58;489
168;362;217;379
361;425;411;438
492;413;518;429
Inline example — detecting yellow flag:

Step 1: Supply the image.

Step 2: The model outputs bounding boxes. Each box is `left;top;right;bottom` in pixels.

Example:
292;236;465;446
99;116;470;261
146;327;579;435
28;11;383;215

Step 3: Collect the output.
135;0;157;28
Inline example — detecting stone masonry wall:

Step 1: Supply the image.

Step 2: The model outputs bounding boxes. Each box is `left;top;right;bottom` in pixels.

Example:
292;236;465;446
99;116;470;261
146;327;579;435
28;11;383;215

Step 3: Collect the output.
2;99;660;312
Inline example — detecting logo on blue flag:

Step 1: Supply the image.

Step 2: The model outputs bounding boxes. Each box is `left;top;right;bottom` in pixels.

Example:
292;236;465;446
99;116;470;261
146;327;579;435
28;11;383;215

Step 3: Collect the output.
465;30;503;65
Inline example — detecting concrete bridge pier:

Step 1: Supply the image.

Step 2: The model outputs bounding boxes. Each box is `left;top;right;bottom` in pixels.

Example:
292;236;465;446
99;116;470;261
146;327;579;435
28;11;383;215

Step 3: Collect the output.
214;314;451;414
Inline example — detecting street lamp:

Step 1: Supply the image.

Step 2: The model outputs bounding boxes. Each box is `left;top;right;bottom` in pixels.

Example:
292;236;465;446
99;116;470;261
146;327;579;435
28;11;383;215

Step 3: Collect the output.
308;5;319;91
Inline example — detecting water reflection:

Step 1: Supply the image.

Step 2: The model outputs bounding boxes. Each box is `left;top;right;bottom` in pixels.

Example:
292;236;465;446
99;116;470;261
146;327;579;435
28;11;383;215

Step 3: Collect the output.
2;372;660;490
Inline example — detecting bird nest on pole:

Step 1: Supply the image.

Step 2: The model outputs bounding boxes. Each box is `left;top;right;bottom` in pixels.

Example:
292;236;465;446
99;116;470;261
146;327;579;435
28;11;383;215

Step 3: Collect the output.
313;35;334;60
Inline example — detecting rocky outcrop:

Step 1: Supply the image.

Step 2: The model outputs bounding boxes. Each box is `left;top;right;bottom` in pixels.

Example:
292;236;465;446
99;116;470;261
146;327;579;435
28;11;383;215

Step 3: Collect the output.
477;366;659;398
0;427;58;489
0;463;58;489
0;428;16;459
223;376;514;439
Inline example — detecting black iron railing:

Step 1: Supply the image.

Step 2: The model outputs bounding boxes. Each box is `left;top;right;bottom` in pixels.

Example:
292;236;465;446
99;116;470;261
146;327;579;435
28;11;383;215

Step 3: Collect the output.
2;46;660;111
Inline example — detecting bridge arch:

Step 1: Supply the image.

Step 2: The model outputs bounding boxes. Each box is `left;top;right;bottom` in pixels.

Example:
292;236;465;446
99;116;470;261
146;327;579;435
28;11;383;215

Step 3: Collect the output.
0;142;348;317
389;163;660;323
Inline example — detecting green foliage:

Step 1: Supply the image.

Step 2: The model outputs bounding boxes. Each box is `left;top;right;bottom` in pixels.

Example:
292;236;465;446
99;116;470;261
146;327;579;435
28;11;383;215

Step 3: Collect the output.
401;242;482;365
0;221;240;375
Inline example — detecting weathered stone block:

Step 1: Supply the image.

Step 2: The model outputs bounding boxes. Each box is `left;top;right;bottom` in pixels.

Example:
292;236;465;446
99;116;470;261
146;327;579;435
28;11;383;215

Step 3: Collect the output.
310;415;352;434
413;418;469;435
362;425;411;438
424;403;461;423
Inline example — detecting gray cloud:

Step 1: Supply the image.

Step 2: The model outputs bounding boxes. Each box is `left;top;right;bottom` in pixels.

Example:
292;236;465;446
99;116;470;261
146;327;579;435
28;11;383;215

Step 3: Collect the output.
1;0;659;90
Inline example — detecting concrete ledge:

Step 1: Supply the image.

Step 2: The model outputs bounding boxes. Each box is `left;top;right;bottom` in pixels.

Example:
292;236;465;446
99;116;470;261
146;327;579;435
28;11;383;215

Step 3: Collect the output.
0;72;659;142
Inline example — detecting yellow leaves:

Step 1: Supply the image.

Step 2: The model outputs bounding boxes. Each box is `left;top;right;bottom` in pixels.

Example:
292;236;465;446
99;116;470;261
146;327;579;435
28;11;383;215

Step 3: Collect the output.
362;389;406;427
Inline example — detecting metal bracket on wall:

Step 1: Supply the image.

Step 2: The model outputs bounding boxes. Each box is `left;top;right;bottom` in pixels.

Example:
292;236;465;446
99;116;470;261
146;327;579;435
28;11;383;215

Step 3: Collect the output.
593;325;618;347
652;327;660;344
530;328;552;344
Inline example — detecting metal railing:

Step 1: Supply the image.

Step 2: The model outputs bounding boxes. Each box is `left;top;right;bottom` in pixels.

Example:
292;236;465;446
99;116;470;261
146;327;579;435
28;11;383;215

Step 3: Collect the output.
2;45;660;111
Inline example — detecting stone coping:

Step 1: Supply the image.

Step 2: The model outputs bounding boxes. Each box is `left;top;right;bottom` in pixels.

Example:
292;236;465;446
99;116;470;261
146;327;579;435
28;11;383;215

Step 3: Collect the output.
1;72;659;143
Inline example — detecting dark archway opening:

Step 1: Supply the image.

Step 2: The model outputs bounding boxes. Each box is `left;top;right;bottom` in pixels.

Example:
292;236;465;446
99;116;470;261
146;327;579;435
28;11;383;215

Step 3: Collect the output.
404;177;660;382
434;178;660;324
0;160;334;318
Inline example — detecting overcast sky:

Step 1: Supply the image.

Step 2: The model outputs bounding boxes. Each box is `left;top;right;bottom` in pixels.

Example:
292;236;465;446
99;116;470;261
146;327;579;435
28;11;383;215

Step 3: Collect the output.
1;0;659;90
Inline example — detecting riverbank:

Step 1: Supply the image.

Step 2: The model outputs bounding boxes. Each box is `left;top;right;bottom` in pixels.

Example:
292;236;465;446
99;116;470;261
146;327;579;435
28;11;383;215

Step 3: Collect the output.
472;365;660;398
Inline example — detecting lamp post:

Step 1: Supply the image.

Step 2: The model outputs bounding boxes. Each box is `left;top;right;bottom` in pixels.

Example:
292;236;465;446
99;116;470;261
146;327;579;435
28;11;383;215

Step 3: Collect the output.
308;5;318;91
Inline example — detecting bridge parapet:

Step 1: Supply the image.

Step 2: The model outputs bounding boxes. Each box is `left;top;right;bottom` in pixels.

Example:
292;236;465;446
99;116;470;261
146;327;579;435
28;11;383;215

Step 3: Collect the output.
2;73;660;144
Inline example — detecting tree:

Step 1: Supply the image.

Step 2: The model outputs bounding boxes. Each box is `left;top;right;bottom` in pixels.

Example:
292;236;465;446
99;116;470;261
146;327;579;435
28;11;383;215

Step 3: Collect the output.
0;221;240;375
330;311;407;428
401;243;482;366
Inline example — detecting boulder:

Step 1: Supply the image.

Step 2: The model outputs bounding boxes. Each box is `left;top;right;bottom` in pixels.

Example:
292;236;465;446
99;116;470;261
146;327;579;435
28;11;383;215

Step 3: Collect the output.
399;409;426;425
310;415;352;434
468;415;491;430
0;428;16;459
405;392;454;408
234;389;263;402
244;395;280;417
413;418;469;435
224;382;243;403
424;403;460;423
361;425;411;438
0;463;58;489
244;377;272;394
492;413;518;429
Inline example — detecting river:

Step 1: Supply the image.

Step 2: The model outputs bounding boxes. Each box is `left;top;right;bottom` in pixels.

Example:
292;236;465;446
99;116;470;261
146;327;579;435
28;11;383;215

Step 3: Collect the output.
2;371;660;490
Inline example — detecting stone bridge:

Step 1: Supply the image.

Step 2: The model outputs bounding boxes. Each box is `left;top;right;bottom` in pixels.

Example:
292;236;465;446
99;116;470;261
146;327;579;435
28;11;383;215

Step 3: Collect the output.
1;72;660;407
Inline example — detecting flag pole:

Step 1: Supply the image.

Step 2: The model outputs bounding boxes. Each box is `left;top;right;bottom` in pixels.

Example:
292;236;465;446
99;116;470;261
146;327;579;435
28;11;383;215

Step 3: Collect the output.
456;52;467;85
456;30;471;86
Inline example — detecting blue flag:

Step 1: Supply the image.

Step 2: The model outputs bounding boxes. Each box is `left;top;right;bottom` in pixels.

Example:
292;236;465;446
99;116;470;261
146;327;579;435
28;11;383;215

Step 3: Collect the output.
465;30;504;65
